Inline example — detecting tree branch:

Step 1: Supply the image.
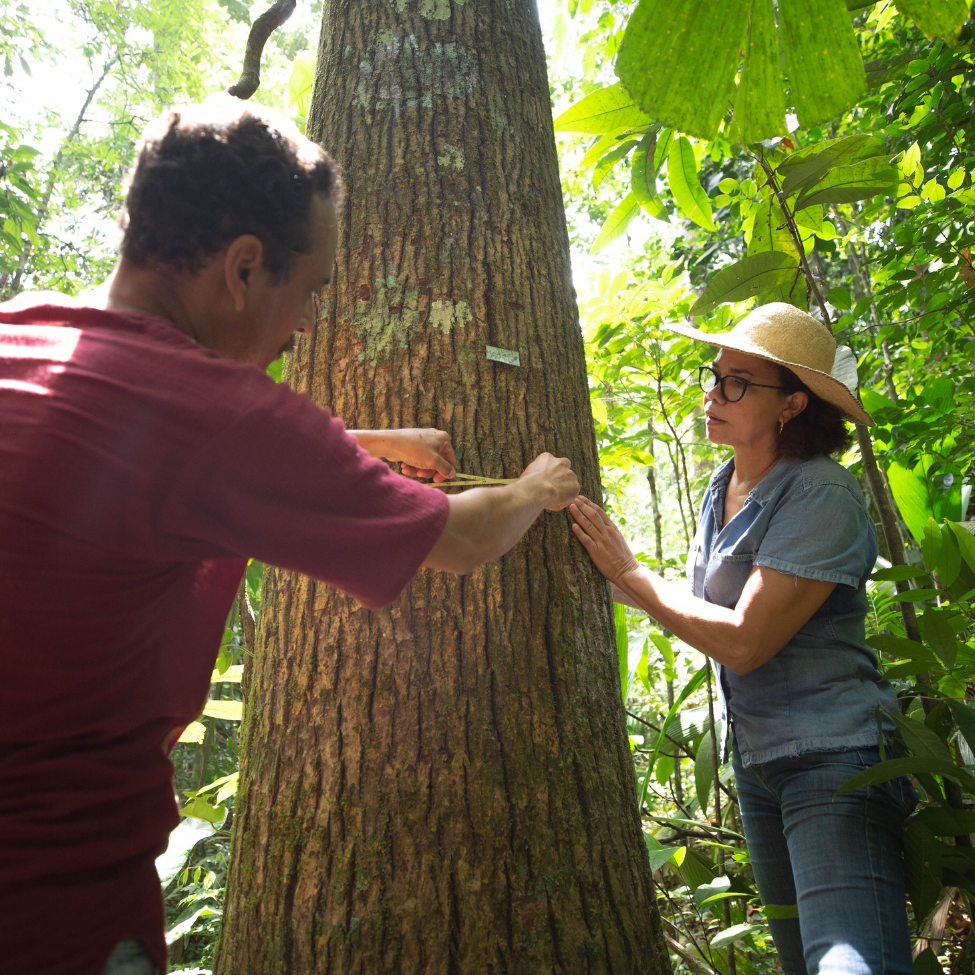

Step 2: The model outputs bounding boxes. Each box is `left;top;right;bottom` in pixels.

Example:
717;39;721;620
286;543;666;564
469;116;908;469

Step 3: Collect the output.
755;148;831;324
227;0;297;100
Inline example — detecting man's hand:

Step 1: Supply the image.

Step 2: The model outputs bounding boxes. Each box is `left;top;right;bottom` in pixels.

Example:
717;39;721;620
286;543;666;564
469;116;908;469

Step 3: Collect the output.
519;453;580;510
349;428;456;481
422;452;579;574
568;495;640;585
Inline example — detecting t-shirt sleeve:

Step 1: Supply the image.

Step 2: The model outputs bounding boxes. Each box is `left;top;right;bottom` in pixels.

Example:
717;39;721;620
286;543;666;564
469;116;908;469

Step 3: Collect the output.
158;382;450;609
753;481;873;589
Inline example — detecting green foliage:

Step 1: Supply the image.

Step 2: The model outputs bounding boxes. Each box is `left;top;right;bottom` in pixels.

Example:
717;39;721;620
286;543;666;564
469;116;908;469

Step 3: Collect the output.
689;252;799;316
0;0;314;298
553;82;652;134
554;0;975;966
615;0;749;142
285;49;315;132
613;0;967;143
667;136;714;232
0;122;41;274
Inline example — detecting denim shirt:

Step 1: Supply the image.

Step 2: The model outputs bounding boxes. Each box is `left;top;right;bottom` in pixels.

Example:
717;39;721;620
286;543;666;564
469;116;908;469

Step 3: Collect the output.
688;453;896;766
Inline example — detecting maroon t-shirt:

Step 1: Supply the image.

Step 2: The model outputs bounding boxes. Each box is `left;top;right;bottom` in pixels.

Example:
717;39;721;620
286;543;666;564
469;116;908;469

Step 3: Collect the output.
0;293;449;975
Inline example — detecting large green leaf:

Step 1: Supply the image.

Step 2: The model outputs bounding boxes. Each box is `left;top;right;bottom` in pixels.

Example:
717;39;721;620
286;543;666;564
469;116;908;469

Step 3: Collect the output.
590;192;641;254
202;700;242;721
695;876;732;909
889;711;956;766
763;904;800;919
866;634;932;660
594;140;638;188
553;84;652;134
903;819;945;923
644;833;680;872
695;730;715;813
631;134;667;218
946;699;975;756
730;0;787;144
794;158;900;209
778;0;866;130
689;252;799;316
776;137;852;177
887;460;935;543
615;602;628;701
947;520;975;574
895;0;969;44
285;51;315;121
920;609;958;671
637;664;708;810
616;0;750;141
780;134;887;198
155;817;215;886
915;948;945;975
581;132;627;169
837;756;975;795
747;196;799;259
667;136;714;231
674;847;716;891
915;805;975;838
663;704;712;747
711;923;756;950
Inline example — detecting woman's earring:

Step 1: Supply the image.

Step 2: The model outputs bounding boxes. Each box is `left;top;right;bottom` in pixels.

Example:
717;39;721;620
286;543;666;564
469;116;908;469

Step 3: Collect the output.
779;420;785;434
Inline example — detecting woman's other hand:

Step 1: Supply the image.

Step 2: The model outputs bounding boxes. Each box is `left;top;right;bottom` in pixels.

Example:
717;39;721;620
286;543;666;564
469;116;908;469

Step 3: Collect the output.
569;496;640;586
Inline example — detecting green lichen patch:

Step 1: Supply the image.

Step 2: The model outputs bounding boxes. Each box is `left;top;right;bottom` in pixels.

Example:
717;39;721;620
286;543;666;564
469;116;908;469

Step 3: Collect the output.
355;34;480;114
429;299;473;334
389;0;470;16
437;144;465;171
352;272;420;365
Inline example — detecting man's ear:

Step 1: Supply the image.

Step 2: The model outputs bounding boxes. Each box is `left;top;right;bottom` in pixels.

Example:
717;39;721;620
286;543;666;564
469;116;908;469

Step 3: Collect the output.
223;235;266;312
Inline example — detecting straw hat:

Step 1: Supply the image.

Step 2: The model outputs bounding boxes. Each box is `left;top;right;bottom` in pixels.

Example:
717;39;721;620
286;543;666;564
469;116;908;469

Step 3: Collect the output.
664;302;874;426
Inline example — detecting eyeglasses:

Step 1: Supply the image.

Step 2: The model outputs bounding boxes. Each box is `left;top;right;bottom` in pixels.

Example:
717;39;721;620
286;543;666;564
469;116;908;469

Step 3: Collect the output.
698;365;786;403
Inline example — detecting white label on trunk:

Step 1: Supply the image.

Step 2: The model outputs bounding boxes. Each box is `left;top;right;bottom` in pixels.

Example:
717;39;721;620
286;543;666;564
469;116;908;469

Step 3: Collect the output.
486;346;520;367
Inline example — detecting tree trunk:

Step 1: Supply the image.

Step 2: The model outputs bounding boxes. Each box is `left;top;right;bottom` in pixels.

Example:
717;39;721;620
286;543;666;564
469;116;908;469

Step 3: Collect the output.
217;2;669;974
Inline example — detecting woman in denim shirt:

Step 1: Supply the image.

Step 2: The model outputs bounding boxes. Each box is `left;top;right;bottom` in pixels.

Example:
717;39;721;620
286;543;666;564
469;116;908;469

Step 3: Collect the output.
570;303;916;975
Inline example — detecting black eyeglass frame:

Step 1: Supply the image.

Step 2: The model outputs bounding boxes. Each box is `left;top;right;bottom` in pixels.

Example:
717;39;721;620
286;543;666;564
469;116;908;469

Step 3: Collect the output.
698;365;787;403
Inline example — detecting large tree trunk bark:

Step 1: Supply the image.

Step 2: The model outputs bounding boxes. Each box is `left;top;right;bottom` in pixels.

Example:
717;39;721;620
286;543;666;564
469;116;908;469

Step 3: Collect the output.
217;2;669;973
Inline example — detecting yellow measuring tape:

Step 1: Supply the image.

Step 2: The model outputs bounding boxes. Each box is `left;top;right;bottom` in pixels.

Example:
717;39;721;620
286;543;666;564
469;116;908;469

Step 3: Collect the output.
429;471;518;488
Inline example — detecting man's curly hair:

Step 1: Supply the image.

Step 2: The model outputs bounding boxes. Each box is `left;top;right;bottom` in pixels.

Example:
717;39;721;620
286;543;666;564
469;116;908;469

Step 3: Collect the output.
120;95;341;279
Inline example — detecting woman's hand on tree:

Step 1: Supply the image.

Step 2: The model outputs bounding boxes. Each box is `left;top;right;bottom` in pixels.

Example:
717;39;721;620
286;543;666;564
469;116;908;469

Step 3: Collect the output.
569;495;640;586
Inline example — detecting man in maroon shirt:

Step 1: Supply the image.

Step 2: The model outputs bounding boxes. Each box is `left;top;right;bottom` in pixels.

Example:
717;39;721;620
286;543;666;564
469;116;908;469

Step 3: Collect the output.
0;96;579;975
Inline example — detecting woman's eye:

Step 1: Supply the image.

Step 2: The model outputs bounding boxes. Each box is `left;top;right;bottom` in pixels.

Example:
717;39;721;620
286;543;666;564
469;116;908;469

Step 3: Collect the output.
730;377;746;392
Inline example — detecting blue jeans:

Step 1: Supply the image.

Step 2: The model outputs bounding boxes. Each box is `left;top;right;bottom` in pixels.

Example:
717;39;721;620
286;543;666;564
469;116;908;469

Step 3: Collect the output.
100;939;158;975
732;738;918;975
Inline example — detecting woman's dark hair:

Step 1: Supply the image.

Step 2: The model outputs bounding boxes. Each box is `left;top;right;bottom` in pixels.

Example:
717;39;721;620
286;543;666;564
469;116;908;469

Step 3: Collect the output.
774;364;854;459
120;97;341;278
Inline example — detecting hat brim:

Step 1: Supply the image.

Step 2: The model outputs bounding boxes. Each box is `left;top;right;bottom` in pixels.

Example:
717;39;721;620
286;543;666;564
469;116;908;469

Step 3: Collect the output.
663;321;875;426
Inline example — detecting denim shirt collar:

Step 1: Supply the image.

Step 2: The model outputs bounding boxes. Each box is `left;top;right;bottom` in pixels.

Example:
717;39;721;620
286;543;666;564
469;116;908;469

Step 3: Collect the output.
709;454;804;529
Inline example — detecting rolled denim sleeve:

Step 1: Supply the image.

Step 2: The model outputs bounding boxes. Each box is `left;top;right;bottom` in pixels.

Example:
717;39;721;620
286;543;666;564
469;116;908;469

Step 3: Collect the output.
753;482;873;589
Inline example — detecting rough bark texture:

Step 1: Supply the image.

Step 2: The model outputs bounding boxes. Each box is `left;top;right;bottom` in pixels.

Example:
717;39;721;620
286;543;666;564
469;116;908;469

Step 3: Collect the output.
217;1;669;973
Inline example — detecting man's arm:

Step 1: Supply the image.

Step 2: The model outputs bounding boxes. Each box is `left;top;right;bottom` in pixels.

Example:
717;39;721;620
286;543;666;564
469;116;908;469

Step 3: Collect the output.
349;428;456;480
423;453;579;574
